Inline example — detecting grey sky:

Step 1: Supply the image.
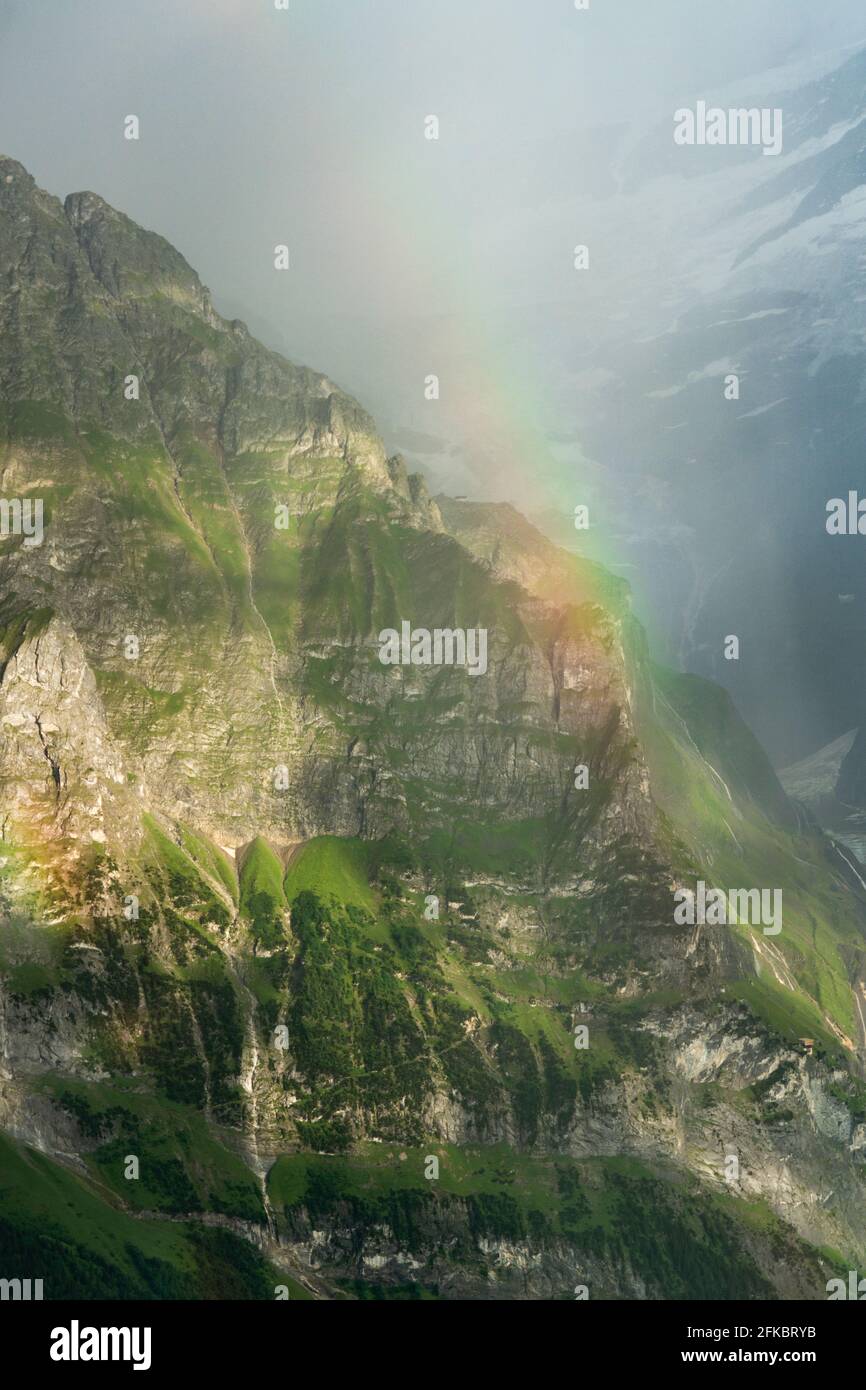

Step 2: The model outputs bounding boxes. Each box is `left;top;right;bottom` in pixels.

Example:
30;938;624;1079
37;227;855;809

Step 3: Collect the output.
1;0;863;365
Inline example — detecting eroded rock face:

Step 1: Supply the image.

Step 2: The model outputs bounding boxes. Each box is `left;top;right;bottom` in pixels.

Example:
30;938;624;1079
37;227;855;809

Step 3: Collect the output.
0;616;141;873
0;154;654;861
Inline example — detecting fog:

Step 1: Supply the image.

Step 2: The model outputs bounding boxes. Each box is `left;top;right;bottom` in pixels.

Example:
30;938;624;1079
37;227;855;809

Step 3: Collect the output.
1;0;860;385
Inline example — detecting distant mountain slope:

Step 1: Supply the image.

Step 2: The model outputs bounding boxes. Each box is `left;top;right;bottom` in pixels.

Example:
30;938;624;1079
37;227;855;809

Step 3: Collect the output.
780;731;858;808
560;45;866;764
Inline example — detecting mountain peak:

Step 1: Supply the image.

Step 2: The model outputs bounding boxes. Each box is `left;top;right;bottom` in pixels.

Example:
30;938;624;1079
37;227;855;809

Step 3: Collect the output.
0;153;34;184
64;186;210;310
0;154;66;224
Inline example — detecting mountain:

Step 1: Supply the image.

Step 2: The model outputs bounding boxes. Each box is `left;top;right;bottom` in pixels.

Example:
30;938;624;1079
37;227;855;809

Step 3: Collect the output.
780;729;866;877
361;45;866;774
2;157;866;1300
555;44;866;769
838;728;866;811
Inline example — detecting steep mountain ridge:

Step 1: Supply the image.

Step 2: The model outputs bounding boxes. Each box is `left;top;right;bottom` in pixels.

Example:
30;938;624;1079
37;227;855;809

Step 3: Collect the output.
2;160;866;1299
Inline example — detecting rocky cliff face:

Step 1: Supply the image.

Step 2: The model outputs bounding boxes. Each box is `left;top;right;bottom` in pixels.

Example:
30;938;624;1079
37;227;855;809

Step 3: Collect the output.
838;727;866;809
2;158;866;1300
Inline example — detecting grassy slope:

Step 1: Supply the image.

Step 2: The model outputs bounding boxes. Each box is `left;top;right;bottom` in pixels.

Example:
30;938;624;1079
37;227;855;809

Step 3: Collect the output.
632;645;866;1051
42;1076;264;1221
284;836;374;911
267;1143;837;1300
238;835;287;946
0;1132;305;1300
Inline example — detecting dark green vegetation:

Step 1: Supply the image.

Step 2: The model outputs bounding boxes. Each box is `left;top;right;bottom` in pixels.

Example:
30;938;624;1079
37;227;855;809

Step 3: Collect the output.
0;1134;295;1300
48;1079;264;1220
269;1145;837;1300
2;810;857;1298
